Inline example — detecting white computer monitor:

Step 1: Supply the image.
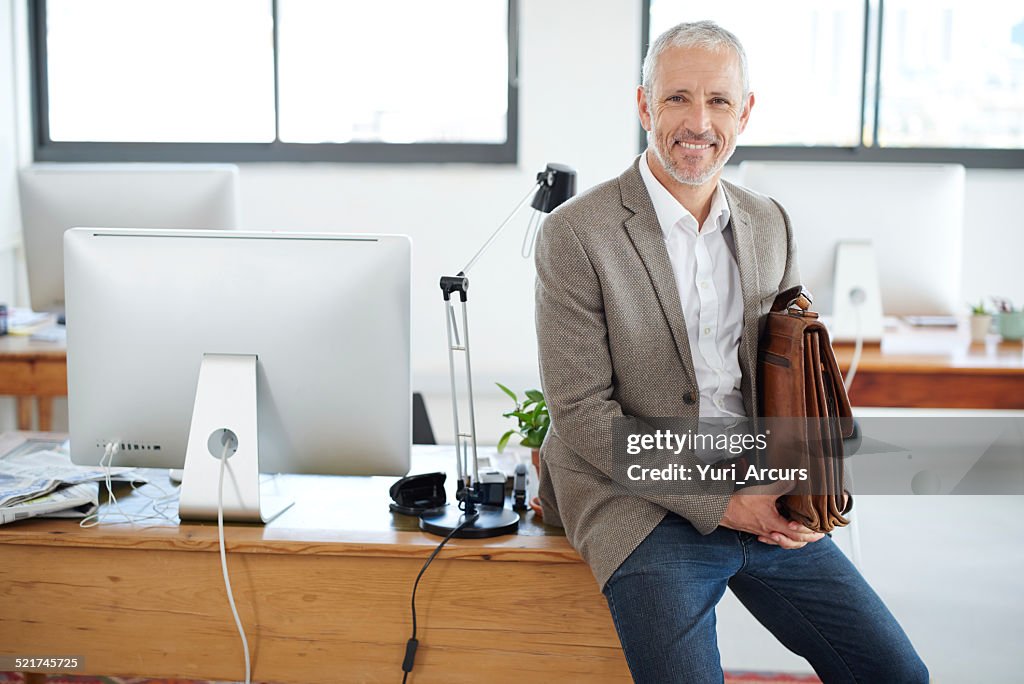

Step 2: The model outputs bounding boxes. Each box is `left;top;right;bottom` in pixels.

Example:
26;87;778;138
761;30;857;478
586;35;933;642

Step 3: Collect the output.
64;228;411;522
737;162;965;316
19;164;239;313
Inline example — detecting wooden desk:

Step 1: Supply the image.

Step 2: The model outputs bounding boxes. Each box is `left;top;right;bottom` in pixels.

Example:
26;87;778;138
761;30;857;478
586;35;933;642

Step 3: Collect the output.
0;434;629;683
833;323;1024;409
0;335;67;431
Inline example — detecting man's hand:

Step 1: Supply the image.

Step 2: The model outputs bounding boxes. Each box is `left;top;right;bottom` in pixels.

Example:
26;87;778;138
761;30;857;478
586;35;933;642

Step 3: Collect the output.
719;480;824;549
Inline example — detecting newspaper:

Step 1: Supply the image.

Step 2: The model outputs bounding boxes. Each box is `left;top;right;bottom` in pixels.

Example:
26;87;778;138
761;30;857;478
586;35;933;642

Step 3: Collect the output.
0;443;141;515
0;481;99;525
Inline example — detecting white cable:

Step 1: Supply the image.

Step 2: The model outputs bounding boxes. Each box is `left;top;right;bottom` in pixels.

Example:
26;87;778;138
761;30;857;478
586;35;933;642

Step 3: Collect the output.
843;300;864;393
80;442;131;527
218;439;252;684
520;210;542;259
80;442;179;528
79;440;250;683
128;478;179;523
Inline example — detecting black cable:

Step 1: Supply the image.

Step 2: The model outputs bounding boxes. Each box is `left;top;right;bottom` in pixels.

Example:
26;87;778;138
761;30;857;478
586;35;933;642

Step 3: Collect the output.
402;509;478;683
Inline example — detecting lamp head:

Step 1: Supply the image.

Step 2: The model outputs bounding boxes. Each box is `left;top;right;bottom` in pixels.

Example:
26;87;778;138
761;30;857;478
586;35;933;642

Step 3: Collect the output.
531;163;577;213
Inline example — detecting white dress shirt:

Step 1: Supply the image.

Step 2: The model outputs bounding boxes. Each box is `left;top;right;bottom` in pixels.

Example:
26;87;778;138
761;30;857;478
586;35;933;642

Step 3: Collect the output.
639;152;745;418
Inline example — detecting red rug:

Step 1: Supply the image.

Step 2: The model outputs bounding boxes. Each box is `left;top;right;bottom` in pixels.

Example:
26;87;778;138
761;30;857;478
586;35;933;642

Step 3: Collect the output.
725;673;822;683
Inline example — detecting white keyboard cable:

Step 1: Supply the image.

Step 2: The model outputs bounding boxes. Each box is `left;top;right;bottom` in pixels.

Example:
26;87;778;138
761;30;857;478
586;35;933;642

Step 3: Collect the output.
520;208;542;259
80;442;178;528
79;442;134;528
843;290;865;393
217;438;252;684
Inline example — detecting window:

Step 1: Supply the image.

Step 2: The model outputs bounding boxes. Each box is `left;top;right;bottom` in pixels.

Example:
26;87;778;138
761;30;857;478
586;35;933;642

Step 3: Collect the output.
877;0;1024;149
643;0;1024;168
31;0;517;163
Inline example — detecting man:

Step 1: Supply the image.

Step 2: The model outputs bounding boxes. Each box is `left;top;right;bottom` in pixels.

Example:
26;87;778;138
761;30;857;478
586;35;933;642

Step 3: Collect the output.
534;21;928;683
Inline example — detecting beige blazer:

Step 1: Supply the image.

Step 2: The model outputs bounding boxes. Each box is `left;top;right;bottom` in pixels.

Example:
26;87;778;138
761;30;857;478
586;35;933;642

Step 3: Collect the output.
534;157;801;588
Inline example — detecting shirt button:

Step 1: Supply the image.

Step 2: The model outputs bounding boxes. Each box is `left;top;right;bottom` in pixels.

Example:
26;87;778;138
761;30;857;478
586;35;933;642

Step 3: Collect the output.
683;391;696;405
704;327;711;335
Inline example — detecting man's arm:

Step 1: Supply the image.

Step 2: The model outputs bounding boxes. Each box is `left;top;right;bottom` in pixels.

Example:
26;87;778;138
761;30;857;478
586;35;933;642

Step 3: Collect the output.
535;213;731;534
718;198;824;548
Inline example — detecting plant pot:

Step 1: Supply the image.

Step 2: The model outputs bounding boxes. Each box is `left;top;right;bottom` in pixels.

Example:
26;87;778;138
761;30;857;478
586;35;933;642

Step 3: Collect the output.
996;311;1024;341
969;314;993;343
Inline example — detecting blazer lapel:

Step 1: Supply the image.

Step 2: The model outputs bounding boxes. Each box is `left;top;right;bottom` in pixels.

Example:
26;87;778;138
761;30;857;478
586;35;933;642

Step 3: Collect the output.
722;181;763;416
618;161;698;387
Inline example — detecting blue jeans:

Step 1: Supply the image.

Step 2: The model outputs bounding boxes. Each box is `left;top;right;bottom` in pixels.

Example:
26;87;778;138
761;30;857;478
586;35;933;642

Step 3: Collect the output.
603;513;928;684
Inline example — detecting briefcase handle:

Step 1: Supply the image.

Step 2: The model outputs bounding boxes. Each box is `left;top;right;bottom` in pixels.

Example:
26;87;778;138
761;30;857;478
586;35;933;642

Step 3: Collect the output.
771;285;814;313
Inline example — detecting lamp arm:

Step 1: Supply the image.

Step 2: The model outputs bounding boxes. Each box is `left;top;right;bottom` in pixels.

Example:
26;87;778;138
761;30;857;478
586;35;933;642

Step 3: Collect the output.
458;181;541;276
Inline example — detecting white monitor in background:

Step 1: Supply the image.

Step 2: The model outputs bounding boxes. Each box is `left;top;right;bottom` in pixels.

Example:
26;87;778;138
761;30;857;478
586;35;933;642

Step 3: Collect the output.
64;228;411;522
18;164;239;313
737;162;965;316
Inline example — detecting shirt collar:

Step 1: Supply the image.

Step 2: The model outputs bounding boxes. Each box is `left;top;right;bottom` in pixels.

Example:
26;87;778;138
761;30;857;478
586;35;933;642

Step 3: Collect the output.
638;151;731;240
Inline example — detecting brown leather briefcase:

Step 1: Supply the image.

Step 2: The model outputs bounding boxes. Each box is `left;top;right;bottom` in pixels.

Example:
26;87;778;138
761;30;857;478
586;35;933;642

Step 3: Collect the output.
758;286;853;533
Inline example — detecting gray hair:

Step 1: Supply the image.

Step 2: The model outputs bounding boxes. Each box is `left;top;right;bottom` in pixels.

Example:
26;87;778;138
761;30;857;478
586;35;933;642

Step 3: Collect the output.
641;20;749;97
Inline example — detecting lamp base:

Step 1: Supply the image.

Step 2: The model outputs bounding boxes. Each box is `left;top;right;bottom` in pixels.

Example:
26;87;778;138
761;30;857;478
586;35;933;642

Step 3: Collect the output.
419;505;519;538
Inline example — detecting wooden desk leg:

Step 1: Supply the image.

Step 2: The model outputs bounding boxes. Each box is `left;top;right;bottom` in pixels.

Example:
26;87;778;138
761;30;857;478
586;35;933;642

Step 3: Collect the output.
16;397;33;431
38;396;53;432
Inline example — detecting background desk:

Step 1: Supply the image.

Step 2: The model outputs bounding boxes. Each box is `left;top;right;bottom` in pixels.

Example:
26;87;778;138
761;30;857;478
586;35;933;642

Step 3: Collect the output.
833;323;1024;409
0;335;66;431
0;434;629;683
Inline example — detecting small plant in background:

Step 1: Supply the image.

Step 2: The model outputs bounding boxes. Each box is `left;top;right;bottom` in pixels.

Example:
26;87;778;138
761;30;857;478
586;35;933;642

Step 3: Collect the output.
496;383;549;453
969;300;988;315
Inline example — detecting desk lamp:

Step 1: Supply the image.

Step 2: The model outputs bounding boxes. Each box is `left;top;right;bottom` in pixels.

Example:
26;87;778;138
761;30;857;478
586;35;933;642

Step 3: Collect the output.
421;163;576;539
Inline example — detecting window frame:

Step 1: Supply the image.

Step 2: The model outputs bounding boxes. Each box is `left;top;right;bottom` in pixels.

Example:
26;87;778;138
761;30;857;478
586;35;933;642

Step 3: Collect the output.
640;0;1024;169
29;0;520;164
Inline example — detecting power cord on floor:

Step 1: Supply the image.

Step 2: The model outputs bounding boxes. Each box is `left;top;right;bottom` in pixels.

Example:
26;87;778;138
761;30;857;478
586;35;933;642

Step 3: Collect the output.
402;509;478;684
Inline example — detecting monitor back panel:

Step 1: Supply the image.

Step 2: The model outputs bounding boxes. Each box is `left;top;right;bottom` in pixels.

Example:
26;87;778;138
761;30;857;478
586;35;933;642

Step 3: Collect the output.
64;228;411;477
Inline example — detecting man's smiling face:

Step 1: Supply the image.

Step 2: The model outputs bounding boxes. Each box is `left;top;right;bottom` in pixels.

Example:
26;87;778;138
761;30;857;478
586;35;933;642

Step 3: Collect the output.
638;45;753;188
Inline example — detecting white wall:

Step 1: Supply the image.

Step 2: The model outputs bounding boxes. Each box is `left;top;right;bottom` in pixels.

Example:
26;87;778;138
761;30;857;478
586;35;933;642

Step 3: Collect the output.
962;169;1024;308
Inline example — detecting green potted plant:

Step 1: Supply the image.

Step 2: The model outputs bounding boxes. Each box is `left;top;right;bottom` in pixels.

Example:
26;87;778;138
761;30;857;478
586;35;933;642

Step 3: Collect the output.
968;300;992;344
992;297;1024;342
496;383;549;473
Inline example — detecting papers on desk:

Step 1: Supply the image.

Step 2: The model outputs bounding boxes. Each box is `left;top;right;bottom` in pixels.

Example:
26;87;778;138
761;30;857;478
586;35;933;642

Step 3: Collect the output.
29;325;67;343
0;482;98;524
6;307;52;334
0;443;141;525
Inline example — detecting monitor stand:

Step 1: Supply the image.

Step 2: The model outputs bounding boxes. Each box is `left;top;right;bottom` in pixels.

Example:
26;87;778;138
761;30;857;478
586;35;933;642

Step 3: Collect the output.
178;353;293;523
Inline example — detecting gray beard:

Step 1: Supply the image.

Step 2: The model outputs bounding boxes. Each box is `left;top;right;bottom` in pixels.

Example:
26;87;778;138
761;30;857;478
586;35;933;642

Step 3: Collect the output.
647;130;735;187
